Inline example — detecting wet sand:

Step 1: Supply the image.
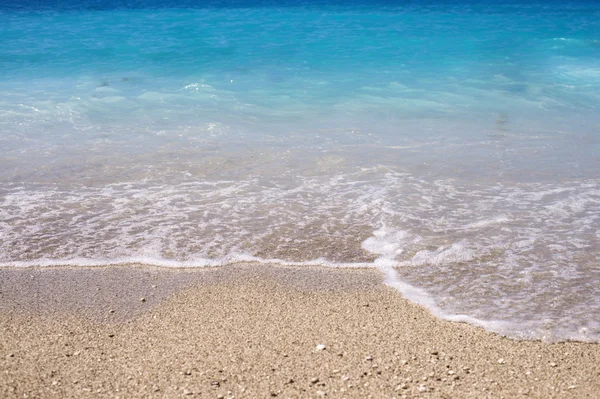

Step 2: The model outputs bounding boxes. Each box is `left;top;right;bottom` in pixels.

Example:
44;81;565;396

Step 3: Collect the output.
1;263;599;398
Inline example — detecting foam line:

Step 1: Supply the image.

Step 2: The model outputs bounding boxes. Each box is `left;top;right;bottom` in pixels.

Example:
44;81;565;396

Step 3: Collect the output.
377;261;512;334
0;254;377;269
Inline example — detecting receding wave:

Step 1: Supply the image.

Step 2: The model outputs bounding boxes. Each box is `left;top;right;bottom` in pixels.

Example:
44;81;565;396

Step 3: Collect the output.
1;169;598;342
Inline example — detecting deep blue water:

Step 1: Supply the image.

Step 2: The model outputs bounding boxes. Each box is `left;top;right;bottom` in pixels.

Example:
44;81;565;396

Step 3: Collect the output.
1;0;599;342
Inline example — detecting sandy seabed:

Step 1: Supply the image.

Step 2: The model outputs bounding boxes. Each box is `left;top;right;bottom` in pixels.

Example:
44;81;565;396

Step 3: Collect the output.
0;263;598;398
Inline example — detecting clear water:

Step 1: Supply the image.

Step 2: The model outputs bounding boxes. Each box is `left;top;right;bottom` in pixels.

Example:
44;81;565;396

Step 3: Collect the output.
1;0;599;342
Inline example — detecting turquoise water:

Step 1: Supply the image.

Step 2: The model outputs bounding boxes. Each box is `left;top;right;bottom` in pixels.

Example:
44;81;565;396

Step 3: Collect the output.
1;1;599;342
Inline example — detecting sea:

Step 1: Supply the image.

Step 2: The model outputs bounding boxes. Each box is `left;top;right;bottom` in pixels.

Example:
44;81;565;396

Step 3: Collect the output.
1;0;599;342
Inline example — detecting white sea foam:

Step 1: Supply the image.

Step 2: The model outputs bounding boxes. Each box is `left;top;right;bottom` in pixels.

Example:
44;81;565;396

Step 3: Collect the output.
402;242;476;267
2;170;597;341
361;228;418;259
0;254;375;269
464;216;510;229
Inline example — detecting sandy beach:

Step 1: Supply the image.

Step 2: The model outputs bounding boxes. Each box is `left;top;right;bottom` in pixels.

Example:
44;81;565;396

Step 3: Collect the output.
0;263;598;398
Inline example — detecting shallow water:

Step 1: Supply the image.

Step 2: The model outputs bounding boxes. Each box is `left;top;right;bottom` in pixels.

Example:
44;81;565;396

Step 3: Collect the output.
1;0;599;342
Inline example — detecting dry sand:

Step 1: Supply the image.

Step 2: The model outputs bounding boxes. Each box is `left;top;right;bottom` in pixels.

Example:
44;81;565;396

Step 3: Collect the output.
0;263;598;398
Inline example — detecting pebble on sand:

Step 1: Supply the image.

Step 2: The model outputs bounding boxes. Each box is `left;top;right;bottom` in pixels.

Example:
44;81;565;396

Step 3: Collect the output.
315;344;326;351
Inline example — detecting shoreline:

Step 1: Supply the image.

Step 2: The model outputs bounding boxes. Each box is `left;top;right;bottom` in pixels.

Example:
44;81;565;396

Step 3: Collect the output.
1;263;599;398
